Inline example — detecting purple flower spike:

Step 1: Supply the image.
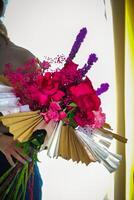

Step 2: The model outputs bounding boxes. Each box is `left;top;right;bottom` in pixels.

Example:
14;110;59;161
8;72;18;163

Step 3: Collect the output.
67;27;87;61
78;53;98;78
87;53;98;65
96;83;109;95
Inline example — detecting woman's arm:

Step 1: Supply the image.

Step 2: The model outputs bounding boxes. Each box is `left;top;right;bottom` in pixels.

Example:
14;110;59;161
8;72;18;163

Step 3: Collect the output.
0;42;38;166
0;124;32;166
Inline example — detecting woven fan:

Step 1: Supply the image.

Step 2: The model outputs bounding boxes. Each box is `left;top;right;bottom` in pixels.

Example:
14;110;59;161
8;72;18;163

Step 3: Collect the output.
0;111;43;142
0;111;94;164
58;124;95;164
0;109;127;172
45;121;127;172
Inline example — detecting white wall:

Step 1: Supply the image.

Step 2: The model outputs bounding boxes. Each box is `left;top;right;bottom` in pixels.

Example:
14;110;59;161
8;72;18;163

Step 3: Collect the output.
4;0;115;199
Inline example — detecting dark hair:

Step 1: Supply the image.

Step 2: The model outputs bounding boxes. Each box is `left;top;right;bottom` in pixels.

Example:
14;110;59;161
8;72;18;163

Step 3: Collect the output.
0;0;4;17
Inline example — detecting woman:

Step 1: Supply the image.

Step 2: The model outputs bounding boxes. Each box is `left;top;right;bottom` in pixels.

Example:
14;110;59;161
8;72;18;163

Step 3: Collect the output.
0;0;43;199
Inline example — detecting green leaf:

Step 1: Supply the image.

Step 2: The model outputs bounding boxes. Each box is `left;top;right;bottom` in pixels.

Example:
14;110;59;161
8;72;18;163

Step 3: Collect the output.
68;118;77;128
31;139;40;146
1;167;22;200
69;102;77;107
22;163;29;200
0;165;14;185
14;163;29;200
68;112;75;118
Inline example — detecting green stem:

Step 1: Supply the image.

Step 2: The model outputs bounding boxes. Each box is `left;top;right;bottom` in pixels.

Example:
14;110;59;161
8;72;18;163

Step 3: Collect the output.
13;162;29;200
0;165;15;185
1;167;21;200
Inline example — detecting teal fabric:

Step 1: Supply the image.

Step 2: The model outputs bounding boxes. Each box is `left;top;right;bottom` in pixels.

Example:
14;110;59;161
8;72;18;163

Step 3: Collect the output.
25;164;43;200
25;163;43;200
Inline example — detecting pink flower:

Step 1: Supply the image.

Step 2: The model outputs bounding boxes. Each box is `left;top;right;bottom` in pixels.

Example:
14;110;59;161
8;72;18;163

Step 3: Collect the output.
92;108;106;128
47;109;59;122
50;102;61;111
41;60;50;69
59;111;67;120
41;112;50;123
41;109;59;123
41;102;67;123
37;92;49;106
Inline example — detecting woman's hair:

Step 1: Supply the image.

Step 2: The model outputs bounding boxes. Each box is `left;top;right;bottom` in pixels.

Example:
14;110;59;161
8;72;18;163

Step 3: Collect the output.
0;20;9;45
0;0;4;17
0;21;8;36
0;0;8;37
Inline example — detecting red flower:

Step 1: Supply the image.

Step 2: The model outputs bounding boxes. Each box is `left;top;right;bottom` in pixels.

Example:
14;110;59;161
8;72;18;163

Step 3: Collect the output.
69;77;101;112
52;71;61;81
37;92;49;106
60;60;81;85
74;110;94;126
37;72;64;102
40;72;58;95
52;91;65;101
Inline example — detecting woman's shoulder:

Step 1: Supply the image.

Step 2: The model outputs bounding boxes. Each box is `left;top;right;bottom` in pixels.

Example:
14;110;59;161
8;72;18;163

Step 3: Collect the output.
8;42;36;65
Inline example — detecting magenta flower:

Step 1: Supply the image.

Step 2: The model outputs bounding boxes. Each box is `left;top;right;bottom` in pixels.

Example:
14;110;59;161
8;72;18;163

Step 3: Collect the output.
41;110;59;123
59;111;67;120
41;102;67;123
50;102;61;111
52;91;65;101
40;60;50;70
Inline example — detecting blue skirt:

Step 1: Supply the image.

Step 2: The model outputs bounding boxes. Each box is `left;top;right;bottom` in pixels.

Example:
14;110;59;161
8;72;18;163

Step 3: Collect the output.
25;164;43;200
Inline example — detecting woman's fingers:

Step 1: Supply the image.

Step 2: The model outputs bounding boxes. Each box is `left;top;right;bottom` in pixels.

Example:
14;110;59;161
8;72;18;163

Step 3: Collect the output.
15;146;32;162
11;150;27;165
5;154;15;167
0;135;32;165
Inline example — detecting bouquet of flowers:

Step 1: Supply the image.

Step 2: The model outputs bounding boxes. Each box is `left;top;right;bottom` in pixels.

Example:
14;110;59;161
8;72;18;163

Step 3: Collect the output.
0;27;127;199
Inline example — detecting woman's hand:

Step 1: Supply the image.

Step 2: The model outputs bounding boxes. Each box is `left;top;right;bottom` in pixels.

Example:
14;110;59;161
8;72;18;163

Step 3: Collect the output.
0;135;32;166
